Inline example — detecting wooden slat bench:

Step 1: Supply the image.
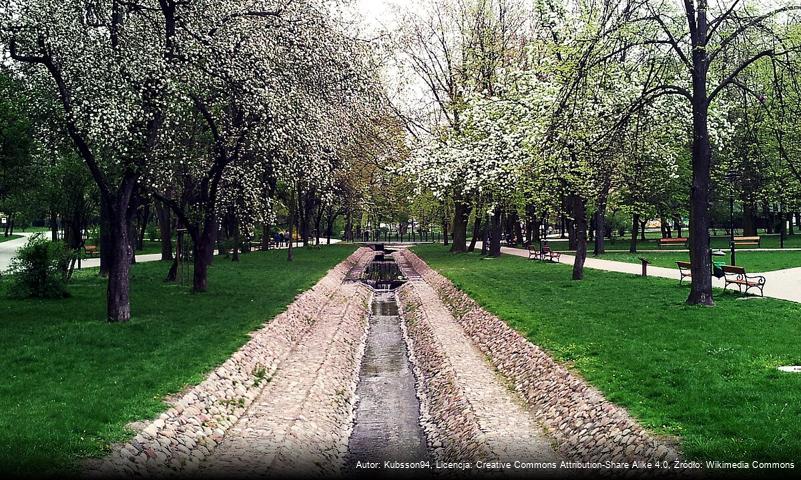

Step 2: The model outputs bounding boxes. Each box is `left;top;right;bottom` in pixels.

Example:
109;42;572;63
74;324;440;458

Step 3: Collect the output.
528;243;561;263
676;261;692;285
733;236;761;247
722;265;766;296
84;245;98;257
658;237;688;248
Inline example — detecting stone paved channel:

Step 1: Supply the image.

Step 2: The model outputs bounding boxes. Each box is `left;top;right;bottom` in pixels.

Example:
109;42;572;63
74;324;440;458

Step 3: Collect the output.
345;290;429;469
86;245;684;478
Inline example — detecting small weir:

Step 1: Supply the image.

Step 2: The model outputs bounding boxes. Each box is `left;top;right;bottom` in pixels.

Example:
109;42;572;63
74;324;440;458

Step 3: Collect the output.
346;246;429;468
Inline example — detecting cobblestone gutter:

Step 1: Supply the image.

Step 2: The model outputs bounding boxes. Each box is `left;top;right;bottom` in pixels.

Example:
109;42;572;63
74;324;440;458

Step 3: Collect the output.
398;249;681;466
84;247;373;477
397;284;491;463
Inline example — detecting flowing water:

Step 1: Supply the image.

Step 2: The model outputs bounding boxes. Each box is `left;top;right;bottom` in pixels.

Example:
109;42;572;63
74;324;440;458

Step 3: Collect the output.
346;250;429;469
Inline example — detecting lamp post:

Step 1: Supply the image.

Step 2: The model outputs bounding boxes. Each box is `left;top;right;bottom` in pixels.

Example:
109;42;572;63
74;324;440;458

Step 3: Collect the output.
726;170;737;266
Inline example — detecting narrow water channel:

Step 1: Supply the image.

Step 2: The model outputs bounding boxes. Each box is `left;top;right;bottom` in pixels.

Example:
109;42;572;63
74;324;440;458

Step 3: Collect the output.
346;249;429;468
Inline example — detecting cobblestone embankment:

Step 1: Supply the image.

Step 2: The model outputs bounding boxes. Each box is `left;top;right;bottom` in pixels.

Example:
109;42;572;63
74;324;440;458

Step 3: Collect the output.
85;247;373;477
398;249;681;467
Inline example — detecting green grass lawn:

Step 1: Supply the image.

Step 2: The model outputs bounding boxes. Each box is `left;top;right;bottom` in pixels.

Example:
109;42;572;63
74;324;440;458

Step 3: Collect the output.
0;234;21;243
413;244;801;462
591;251;801;272
0;245;354;475
15;226;51;233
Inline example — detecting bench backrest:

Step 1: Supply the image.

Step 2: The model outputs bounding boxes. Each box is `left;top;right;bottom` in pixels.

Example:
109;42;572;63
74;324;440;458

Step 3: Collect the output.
542;245;552;253
722;265;746;275
661;237;688;243
676;261;692;269
733;236;760;242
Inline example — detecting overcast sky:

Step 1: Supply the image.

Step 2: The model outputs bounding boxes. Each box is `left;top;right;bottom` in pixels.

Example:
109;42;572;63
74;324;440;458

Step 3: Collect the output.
350;0;427;111
353;0;409;35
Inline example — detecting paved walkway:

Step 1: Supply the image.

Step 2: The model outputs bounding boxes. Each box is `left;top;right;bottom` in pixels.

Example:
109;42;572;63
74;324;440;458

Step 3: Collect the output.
0;231;34;271
1;238;343;272
500;246;801;304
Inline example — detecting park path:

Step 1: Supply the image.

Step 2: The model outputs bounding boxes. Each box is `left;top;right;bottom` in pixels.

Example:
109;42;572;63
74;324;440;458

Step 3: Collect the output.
0;231;34;271
0;237;342;272
77;239;343;269
499;245;801;304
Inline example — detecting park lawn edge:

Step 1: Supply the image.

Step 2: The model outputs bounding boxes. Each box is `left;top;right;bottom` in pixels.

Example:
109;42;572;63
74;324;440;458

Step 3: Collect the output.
412;244;801;462
0;245;355;475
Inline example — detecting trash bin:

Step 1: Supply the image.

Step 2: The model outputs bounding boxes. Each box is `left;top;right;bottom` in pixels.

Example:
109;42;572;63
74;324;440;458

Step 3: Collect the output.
713;261;725;278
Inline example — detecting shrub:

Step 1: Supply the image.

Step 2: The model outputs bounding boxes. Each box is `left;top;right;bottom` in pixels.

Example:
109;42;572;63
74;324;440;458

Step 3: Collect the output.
8;234;73;299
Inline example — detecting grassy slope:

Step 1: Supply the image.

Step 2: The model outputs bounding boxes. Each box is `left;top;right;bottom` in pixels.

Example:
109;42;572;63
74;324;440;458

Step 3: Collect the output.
0;245;354;475
414;244;801;461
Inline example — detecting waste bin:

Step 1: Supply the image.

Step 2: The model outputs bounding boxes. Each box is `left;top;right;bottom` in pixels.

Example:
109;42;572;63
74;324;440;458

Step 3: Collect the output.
713;261;725;278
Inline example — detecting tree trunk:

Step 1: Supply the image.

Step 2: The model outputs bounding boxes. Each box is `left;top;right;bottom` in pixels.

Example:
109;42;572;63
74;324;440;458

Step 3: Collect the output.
127;191;139;265
128;212;137;265
572;196;588;280
105;179;137;322
450;202;470;252
594;206;606;255
488;207;502;257
288;190;296;261
325;212;336;245
567;217;577;250
741;202;755;236
192;215;216;292
630;213;639;253
232;217;240;262
511;211;523;246
137;201;150;251
687;62;714;304
50;210;58;241
261;224;270;250
481;213;490;256
99;197;113;277
468;209;483;253
344;210;353;242
106;217;132;322
764;204;774;234
662;216;672;238
156;200;173;261
314;206;323;246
